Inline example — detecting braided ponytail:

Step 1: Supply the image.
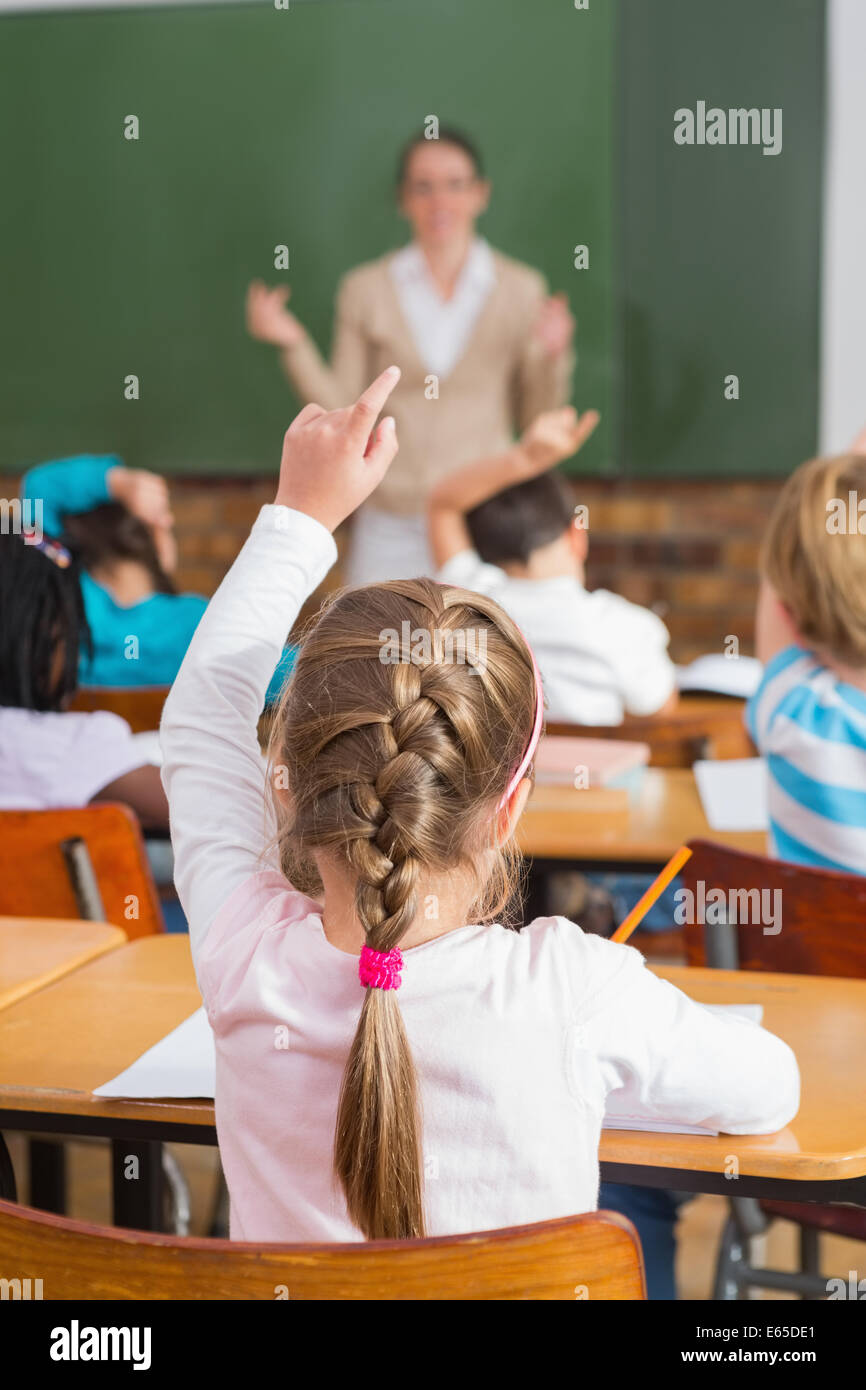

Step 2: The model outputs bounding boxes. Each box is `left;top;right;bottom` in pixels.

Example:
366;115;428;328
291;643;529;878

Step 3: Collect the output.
270;578;537;1239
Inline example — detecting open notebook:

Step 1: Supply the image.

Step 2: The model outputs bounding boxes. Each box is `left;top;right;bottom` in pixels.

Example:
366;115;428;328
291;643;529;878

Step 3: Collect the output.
94;1002;762;1136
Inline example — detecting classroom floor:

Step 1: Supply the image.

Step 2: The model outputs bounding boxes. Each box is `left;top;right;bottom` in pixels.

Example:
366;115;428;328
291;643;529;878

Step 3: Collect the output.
6;1133;863;1299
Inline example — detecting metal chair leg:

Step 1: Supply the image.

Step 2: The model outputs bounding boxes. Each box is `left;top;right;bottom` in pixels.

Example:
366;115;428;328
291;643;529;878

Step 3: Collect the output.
161;1148;191;1236
712;1215;748;1299
208;1164;230;1238
712;1198;769;1300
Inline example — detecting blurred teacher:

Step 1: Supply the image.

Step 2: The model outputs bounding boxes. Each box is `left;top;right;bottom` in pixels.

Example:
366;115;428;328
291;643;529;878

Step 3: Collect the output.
246;127;575;583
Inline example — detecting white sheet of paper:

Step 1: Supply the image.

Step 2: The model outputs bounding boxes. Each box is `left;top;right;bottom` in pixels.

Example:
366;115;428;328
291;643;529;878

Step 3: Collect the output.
693;757;769;832
93;1006;215;1099
601;1116;717;1135
676;654;763;699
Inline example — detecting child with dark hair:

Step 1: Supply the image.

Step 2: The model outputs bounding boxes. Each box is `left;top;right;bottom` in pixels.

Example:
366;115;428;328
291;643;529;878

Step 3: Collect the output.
20;455;296;698
427;407;678;725
0;532;167;828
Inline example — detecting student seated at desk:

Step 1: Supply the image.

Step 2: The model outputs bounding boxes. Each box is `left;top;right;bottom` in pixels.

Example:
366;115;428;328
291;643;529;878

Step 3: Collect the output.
427;408;678;725
748;447;866;874
160;368;798;1247
0;532;167;830
20;455;295;700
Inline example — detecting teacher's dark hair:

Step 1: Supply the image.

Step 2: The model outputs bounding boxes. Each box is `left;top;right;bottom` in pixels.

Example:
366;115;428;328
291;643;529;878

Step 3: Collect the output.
0;532;90;711
396;127;485;186
467;474;575;567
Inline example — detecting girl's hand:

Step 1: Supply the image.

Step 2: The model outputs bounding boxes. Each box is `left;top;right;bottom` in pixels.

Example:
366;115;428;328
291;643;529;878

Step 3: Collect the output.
108;467;174;531
274;367;401;531
533;292;575;358
519;406;600;473
246;281;305;349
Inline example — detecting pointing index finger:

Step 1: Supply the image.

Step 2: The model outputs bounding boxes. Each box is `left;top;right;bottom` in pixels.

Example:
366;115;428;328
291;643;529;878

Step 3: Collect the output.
349;366;401;439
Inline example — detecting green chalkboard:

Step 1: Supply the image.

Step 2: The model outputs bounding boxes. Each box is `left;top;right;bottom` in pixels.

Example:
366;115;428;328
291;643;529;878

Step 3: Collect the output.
618;0;825;477
0;0;616;477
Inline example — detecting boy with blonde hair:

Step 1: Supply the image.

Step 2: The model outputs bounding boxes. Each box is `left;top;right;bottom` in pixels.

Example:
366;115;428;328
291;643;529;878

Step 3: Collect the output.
748;449;866;874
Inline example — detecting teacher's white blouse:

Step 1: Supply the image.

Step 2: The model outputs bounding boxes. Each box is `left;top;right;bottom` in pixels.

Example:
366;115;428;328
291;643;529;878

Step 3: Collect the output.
388;238;496;379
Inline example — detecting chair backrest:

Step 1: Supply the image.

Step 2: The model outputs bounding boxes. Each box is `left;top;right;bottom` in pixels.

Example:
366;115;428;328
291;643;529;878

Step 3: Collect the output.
0;1200;645;1300
69;687;170;734
547;696;754;769
0;805;164;940
682;839;866;976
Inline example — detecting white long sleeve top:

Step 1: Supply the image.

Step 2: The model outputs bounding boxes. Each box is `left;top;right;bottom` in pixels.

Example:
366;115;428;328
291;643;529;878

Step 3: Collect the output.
160;505;800;1243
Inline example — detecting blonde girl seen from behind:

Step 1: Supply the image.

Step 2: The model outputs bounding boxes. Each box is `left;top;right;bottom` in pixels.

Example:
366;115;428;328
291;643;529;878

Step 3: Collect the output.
269;575;537;1238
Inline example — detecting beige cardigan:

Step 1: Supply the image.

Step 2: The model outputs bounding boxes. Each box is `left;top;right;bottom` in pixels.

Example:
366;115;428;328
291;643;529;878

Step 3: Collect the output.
279;248;574;516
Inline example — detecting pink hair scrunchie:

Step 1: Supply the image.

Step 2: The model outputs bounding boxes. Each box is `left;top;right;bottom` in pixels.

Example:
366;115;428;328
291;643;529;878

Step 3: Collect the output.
359;944;404;991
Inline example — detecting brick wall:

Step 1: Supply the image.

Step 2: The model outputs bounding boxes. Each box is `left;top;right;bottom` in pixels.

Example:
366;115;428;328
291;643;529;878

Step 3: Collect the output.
572;478;780;663
1;472;783;664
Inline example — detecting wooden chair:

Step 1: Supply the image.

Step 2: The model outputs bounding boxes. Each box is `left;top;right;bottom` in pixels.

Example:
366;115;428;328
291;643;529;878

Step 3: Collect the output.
680;839;866;1299
0;805;164;941
681;839;866;976
0;1199;645;1300
0;807;171;1226
69;686;169;734
547;695;754;769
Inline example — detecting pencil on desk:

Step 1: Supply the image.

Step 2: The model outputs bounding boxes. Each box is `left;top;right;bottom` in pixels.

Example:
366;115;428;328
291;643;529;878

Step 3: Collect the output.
609;845;693;944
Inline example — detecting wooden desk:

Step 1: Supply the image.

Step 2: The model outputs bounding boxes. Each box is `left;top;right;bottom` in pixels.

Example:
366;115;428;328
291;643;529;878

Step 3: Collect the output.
548;694;755;768
0;917;126;1012
0;936;203;1229
604;967;866;1194
0;936;204;1131
519;767;767;866
2;940;864;1228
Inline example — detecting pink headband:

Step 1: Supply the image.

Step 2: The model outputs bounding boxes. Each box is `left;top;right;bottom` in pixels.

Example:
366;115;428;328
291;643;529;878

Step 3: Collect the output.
498;647;544;809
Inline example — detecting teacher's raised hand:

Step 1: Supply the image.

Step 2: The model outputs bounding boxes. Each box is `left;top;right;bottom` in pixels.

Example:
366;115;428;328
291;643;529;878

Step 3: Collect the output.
246;280;305;349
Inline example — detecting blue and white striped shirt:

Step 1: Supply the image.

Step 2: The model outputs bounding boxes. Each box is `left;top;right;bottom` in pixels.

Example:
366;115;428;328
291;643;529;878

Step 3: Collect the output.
746;645;866;875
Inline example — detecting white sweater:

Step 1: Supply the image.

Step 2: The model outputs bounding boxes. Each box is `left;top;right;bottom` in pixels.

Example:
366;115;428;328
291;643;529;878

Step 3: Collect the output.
160;505;800;1243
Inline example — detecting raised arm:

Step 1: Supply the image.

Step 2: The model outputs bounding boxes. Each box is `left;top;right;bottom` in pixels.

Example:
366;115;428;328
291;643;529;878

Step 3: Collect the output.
22;455;173;542
513;288;577;431
427;406;599;566
22;455;120;538
160;367;401;952
246;275;369;411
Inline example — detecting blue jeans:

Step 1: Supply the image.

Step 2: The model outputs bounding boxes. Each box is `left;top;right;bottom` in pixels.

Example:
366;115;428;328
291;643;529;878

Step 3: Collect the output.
145;838;188;934
587;873;683;932
598;1182;692;1300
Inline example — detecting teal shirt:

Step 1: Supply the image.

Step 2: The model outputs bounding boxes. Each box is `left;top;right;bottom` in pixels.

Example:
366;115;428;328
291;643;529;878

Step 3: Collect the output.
22;455;296;701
